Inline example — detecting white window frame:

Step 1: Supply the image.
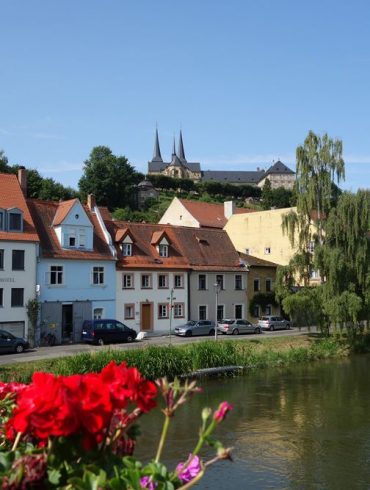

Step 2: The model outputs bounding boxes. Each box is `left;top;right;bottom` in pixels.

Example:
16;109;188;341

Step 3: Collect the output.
264;247;271;255
173;303;184;318
8;210;23;232
198;305;208;320
47;265;64;286
122;243;132;257
174;274;184;288
122;273;134;289
141;274;152;289
93;307;104;319
158;303;168;319
235;274;243;290
79;228;86;248
124;304;135;320
158;244;168;257
92;266;105;285
158;274;169;289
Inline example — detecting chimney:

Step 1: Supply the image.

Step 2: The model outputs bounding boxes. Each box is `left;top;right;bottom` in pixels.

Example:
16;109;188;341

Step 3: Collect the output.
87;194;96;211
224;201;235;219
18;167;27;196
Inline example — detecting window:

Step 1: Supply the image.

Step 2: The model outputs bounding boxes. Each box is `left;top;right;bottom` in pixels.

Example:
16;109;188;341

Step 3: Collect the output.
174;303;184;318
266;279;272;292
124;304;135;320
199;305;207;320
308;240;315;253
253;279;260;292
0;288;3;307
264;247;271;255
8;212;22;231
158;274;168;288
49;266;63;285
198;274;207;290
79;229;86;248
253;305;260;318
93;308;103;319
310;269;320;279
174;274;184;288
122;274;134;289
11;288;24;307
245;248;250;255
93;266;104;285
235;304;243;319
265;304;272;315
0;250;3;270
0;211;4;230
141;274;152;289
158;303;168;319
122;243;132;256
69;235;76;247
12;250;25;271
235;274;243;290
158;244;168;257
217;305;224;321
216;275;224;290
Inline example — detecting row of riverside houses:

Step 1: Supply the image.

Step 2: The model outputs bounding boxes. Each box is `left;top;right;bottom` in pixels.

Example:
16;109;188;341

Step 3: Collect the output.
1;169;262;343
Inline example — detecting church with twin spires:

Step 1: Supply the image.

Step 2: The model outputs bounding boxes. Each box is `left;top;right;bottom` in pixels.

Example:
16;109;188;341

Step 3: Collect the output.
147;129;295;189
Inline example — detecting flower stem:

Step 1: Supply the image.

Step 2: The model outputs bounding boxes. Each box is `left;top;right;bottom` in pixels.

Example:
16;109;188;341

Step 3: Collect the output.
11;432;21;452
155;415;170;463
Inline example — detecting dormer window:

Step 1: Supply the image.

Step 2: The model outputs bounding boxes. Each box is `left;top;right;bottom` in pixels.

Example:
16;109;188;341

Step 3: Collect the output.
158;244;168;257
122;243;132;257
8;210;23;232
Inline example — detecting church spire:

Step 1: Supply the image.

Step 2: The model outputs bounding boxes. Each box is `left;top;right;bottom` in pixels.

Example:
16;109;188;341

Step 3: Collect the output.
178;130;186;162
151;128;163;162
172;136;176;156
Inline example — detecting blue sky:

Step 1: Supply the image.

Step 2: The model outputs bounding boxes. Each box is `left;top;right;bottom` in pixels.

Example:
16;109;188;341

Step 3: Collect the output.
1;0;369;192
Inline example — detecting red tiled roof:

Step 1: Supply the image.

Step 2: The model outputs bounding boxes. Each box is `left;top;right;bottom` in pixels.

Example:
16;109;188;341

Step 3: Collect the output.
0;174;39;242
179;199;255;228
27;199;113;261
115;228;130;242
238;252;278;268
98;207;112;221
105;221;243;271
52;198;79;225
150;230;167;245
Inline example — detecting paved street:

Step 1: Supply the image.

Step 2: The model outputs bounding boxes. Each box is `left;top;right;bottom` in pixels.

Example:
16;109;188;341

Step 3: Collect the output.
0;327;317;366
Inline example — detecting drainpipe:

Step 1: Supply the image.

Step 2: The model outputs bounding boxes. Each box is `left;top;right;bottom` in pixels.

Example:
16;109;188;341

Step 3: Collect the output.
187;270;191;320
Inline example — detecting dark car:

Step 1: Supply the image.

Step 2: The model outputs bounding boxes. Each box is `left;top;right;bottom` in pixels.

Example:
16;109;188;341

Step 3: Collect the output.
0;330;29;354
81;319;137;346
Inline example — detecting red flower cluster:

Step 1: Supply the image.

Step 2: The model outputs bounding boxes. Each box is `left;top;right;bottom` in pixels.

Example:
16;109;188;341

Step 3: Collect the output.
0;382;27;400
5;362;157;448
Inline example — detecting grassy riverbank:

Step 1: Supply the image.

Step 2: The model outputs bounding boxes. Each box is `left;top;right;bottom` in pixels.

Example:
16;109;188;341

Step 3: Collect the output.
0;333;366;383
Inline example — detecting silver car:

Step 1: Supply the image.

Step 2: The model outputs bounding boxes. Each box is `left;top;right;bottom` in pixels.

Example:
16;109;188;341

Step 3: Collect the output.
175;320;216;337
218;319;261;335
258;316;291;331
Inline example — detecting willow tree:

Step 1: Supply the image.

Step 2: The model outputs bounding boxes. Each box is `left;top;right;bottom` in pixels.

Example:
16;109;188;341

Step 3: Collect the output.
315;190;370;327
281;131;345;285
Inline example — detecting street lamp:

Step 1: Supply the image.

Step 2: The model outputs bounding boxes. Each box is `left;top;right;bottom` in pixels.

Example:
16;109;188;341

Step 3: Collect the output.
214;282;221;341
167;288;176;345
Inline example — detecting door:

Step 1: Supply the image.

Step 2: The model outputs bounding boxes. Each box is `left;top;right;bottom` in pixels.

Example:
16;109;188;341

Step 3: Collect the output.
62;305;73;341
141;303;152;331
196;321;208;335
40;302;62;343
73;301;92;343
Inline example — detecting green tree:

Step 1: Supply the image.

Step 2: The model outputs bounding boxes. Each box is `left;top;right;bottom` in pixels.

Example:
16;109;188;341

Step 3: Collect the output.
261;178;273;210
0;150;11;173
78;146;143;209
281;131;345;285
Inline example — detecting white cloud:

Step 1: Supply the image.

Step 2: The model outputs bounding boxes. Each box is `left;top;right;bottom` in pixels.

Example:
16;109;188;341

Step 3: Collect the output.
31;132;65;141
38;161;82;173
0;128;12;136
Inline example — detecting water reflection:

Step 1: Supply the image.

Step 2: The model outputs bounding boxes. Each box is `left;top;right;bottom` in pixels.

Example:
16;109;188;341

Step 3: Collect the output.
136;355;370;489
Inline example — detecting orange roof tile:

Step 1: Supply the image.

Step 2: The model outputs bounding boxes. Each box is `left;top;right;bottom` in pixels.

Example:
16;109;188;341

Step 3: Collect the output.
105;221;243;271
179;199;256;228
27;199;113;261
52;198;79;225
0;173;39;242
238;252;278;268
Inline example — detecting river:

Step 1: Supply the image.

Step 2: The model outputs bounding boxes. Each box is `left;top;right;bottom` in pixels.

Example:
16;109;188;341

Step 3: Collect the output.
136;355;370;489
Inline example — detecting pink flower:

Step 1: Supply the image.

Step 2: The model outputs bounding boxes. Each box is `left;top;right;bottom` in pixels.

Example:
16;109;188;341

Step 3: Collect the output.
214;401;233;422
140;476;157;489
176;454;201;483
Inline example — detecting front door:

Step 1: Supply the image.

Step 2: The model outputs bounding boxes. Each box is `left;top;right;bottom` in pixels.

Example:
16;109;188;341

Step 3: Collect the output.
141;303;152;331
62;304;73;341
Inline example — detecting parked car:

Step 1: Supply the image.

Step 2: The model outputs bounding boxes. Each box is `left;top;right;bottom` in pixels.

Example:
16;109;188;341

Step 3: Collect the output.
175;320;216;337
0;330;29;354
217;319;261;335
81;319;137;346
258;316;291;331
